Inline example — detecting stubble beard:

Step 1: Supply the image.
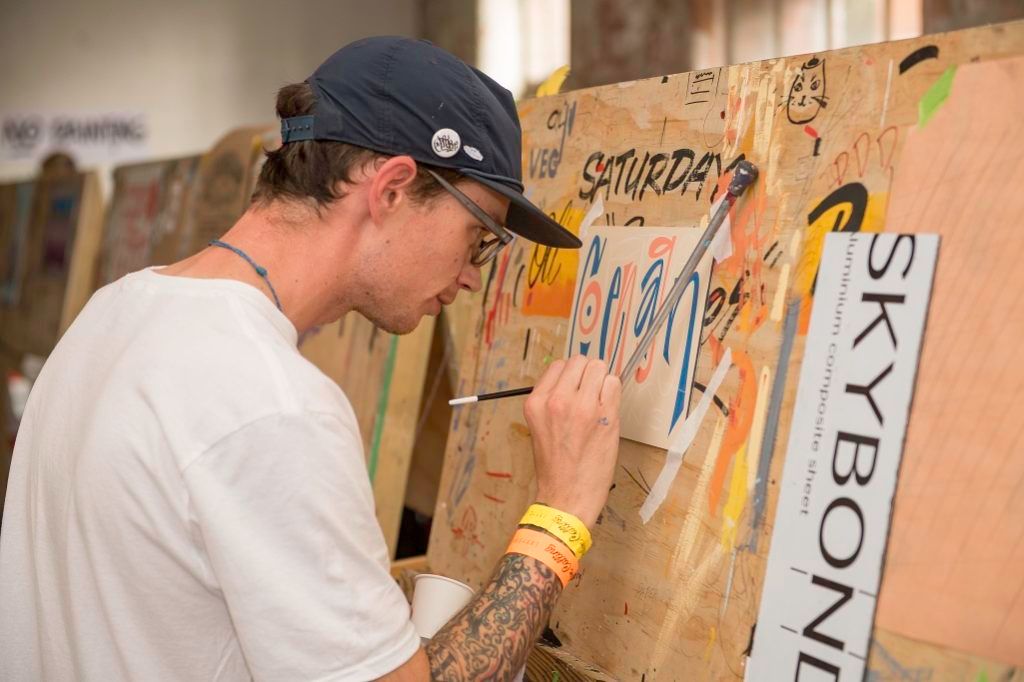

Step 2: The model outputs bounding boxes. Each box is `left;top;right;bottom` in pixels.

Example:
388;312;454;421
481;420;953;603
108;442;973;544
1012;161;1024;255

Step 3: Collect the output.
355;291;421;336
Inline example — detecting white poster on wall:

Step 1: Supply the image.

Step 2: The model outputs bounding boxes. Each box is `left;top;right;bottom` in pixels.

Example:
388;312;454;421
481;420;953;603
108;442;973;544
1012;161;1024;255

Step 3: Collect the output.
564;225;711;449
0;111;148;166
747;232;939;680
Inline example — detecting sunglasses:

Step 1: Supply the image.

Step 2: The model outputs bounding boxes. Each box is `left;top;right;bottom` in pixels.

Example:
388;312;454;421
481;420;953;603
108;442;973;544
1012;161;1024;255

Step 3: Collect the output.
425;168;514;266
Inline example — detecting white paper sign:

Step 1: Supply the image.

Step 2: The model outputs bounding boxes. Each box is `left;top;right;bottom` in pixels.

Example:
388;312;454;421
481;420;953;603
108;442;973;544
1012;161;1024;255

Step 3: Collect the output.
747;233;938;680
0;111;148;165
565;226;711;449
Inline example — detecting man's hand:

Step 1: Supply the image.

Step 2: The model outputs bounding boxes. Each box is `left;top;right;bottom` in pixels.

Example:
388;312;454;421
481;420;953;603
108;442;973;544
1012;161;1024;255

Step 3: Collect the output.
380;356;621;681
524;355;622;528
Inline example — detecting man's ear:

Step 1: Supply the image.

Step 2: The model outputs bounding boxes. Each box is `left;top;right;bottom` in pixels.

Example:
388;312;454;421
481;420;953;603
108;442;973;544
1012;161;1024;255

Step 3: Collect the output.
367;155;419;224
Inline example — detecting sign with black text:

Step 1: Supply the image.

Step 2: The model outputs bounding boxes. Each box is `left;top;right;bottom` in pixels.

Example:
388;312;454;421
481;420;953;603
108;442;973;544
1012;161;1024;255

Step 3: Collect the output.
1;111;148;165
747;232;938;680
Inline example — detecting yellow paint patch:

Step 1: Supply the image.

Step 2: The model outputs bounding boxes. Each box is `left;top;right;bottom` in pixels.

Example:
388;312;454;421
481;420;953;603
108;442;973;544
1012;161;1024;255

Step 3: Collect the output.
793;192;889;300
535;65;570;97
770;263;790;322
704;626;717;662
746;366;772;492
520;204;584;317
721;444;748;551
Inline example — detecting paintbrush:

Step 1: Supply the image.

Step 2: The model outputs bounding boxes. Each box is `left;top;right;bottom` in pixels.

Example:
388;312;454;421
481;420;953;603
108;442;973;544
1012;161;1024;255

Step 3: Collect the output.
447;160;759;407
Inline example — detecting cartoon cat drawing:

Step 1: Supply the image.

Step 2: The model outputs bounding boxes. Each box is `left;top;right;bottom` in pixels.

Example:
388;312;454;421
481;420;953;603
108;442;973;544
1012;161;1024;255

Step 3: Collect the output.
786;57;828;124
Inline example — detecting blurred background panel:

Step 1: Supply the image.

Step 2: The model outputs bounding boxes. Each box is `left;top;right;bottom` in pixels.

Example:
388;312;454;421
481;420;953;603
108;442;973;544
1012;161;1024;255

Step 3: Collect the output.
0;0;420;185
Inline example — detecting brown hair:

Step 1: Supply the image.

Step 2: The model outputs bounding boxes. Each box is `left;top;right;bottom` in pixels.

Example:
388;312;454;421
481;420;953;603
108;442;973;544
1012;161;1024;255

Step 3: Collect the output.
251;82;461;210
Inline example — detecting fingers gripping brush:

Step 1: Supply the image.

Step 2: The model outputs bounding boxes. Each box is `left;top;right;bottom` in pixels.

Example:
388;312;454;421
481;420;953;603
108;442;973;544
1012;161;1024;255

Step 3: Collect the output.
448;160;759;406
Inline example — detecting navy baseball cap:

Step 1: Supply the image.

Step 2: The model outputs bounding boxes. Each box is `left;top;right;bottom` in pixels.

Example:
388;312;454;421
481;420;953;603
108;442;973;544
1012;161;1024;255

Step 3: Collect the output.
280;36;581;249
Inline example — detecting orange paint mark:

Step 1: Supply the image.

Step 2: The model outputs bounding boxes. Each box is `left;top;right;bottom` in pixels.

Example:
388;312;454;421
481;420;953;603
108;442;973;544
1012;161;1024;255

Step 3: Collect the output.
707;340;756;515
520;204;585;318
522;280;576;317
719;174;769;279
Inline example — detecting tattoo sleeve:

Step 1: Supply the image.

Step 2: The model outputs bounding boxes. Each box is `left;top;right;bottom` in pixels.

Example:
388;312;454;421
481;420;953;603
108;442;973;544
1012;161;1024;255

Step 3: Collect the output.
425;552;562;681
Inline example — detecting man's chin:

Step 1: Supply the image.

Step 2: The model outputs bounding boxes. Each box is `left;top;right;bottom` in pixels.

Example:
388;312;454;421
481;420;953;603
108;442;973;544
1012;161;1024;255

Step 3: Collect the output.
360;309;423;336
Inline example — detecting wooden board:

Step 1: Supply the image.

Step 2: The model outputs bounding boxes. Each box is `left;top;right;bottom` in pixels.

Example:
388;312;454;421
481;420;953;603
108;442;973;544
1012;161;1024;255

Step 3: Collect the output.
0;181;35;309
58;171;105;336
427;20;1024;679
870;53;1024;667
178;125;273;258
96;155;200;286
299;314;437;558
0;170;102;358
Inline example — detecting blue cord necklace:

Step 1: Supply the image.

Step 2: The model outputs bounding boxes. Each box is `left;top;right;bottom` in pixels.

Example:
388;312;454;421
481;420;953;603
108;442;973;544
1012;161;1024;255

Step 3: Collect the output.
208;239;283;311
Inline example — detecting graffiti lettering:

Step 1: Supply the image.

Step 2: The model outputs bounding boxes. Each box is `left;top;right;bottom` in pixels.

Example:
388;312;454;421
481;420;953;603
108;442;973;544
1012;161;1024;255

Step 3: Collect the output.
579;147;745;204
567;228;710;446
528;101;576;179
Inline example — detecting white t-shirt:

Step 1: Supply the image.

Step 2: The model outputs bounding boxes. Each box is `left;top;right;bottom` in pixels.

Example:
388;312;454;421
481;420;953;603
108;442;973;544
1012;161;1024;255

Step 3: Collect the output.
0;268;420;681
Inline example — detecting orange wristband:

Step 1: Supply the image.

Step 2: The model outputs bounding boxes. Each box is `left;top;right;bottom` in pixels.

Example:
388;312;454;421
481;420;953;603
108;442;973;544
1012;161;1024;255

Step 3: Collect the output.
505;528;579;588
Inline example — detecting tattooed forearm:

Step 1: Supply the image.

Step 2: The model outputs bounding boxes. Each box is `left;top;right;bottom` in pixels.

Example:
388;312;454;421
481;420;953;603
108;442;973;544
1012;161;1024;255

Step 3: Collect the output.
425;553;562;681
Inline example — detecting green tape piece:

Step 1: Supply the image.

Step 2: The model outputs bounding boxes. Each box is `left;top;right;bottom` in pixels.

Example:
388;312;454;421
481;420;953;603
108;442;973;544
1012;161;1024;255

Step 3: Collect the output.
918;66;956;128
543;354;553;365
368;334;399;482
976;669;989;682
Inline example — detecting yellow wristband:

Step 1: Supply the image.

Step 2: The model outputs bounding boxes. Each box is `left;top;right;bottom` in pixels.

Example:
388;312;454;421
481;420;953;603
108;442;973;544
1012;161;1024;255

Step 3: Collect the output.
506;528;578;588
519;503;592;557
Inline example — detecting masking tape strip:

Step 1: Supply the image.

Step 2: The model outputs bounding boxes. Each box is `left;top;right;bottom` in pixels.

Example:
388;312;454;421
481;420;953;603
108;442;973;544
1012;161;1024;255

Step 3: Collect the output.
579;195;604;237
639;347;733;523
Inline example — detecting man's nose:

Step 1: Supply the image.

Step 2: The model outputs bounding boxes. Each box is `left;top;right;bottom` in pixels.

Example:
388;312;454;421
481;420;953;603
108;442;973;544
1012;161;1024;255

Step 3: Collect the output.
458;261;483;293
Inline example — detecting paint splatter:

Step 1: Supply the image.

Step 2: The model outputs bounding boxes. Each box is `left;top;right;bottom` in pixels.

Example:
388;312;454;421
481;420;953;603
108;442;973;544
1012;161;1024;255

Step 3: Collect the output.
918;66;956;127
535;65;570;97
367;335;399;482
704;626;717;662
721;445;749;550
899;44;939;74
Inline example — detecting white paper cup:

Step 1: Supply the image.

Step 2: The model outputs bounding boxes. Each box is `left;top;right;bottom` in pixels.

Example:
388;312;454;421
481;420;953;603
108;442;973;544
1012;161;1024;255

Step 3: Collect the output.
410;573;475;639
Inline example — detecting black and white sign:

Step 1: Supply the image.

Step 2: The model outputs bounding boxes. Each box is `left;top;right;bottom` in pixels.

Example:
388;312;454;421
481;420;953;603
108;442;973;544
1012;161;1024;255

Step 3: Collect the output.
1;111;148;165
747;232;938;680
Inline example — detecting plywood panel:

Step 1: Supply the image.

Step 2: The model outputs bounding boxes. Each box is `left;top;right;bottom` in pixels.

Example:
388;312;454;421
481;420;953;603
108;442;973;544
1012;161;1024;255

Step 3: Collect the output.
179;125;272;258
428;20;1024;679
4;172;85;357
97;155;200;286
299;313;438;559
58;171;104;335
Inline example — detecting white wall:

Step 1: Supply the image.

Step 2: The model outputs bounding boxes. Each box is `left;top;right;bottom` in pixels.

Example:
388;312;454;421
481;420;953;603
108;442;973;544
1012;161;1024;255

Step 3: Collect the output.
693;0;922;70
478;0;570;99
0;0;418;187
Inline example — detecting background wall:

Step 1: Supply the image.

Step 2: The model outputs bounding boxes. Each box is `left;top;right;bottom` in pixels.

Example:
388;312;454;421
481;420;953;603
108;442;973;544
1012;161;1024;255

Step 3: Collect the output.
3;0;1022;185
0;0;419;186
